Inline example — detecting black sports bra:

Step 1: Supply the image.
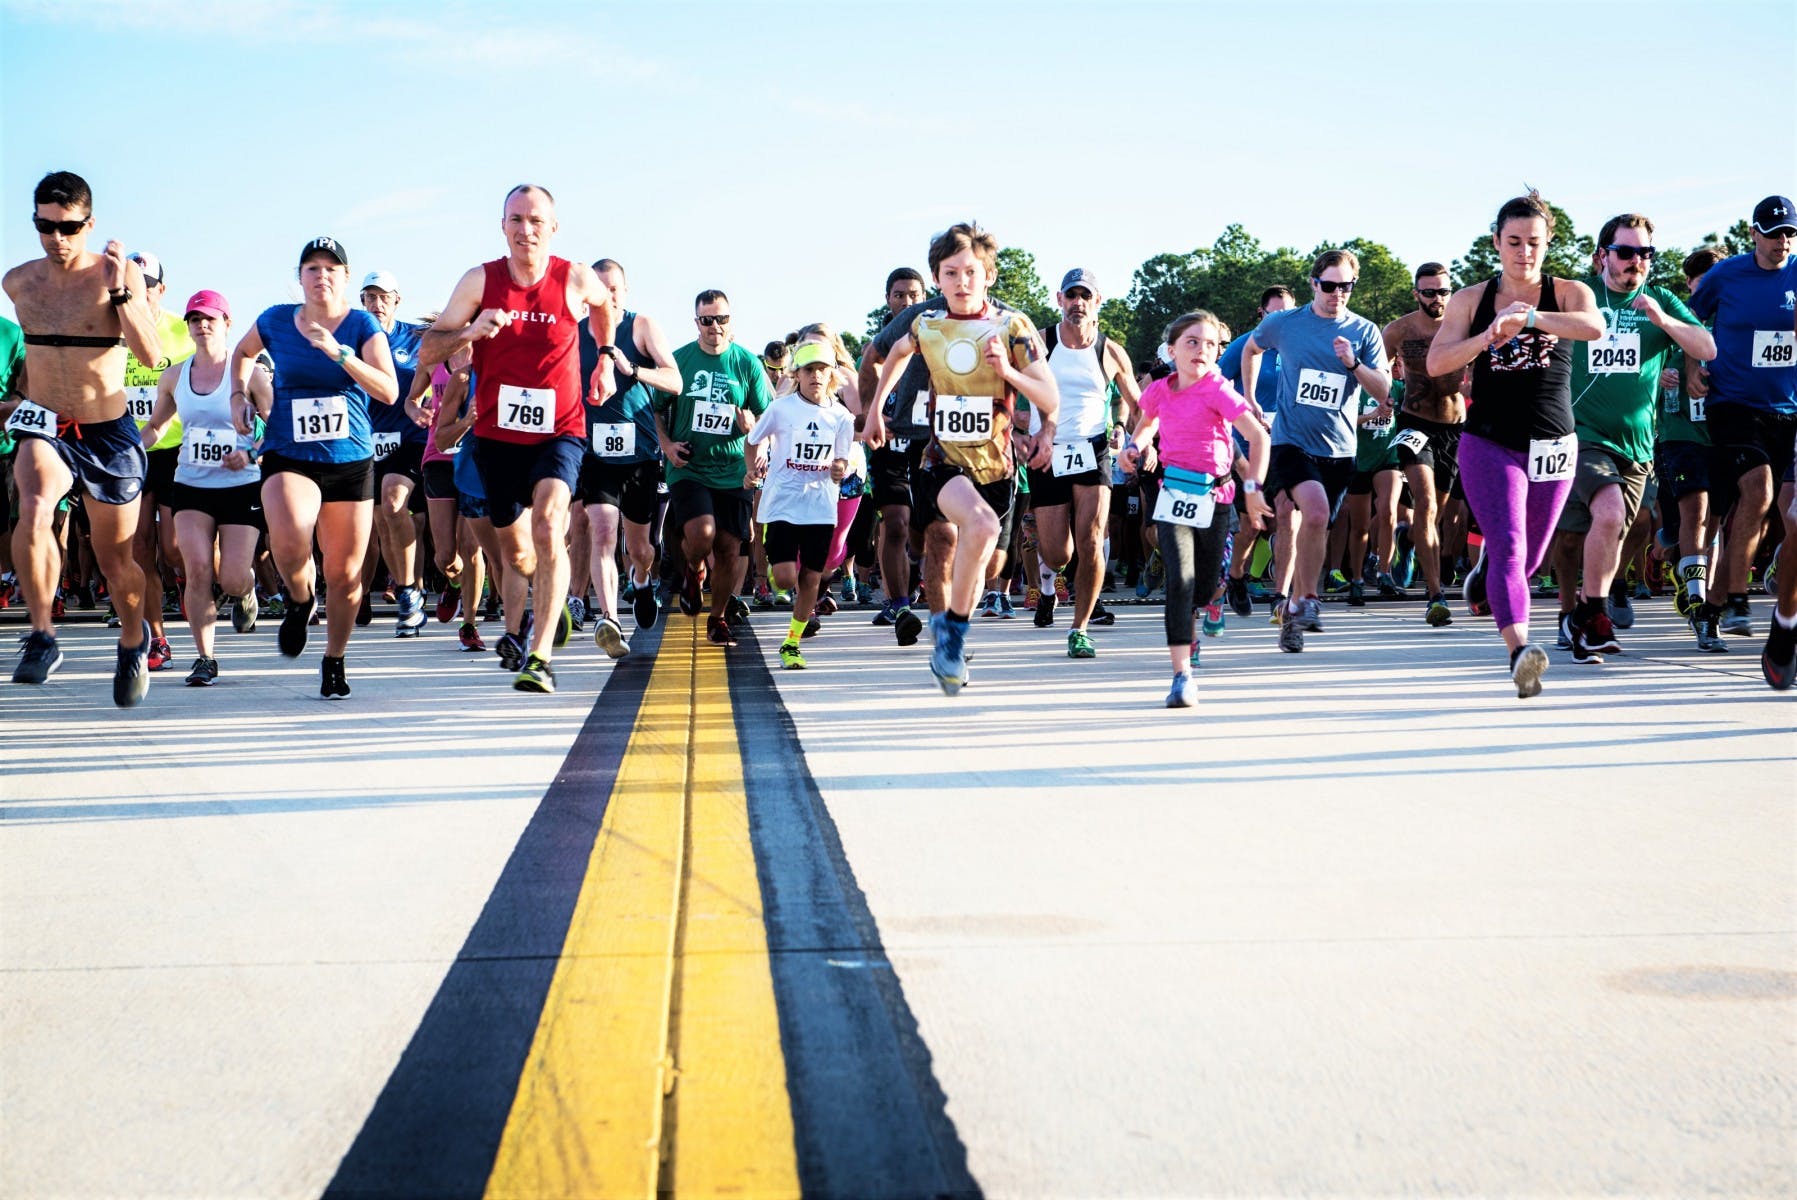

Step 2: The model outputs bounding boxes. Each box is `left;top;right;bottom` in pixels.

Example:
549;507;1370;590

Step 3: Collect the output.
23;333;126;349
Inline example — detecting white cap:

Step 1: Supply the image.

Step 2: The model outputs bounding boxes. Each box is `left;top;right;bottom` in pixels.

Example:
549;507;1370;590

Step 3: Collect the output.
360;269;400;294
129;251;164;286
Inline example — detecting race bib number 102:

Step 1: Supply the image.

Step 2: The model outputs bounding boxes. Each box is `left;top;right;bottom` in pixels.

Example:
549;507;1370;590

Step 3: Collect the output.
1528;433;1575;483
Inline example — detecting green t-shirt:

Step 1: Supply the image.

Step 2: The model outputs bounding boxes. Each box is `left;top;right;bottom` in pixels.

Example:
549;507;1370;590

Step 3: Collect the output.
1570;277;1698;463
1655;347;1710;448
0;315;22;456
1354;378;1400;473
656;341;774;488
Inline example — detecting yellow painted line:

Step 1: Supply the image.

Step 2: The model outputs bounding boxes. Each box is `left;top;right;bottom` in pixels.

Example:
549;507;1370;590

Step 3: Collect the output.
483;616;799;1199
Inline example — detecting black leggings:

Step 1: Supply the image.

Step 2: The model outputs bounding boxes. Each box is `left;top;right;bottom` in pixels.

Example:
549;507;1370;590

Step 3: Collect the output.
1157;516;1230;646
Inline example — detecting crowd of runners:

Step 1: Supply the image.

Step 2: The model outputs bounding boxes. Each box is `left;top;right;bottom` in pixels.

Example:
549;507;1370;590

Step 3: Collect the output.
3;172;1794;707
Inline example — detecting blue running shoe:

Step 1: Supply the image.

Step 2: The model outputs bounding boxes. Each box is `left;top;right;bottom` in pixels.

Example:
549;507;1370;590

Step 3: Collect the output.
1165;671;1196;708
928;612;969;695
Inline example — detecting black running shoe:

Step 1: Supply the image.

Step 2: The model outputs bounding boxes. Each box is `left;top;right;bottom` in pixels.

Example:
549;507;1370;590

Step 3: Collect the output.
279;593;316;658
320;655;350;699
679;567;702;616
894;606;923;647
184;656;218;686
1033;591;1057;628
632;579;659;630
726;594;751;628
1226;575;1252;618
1089;601;1116;627
113;622;151;708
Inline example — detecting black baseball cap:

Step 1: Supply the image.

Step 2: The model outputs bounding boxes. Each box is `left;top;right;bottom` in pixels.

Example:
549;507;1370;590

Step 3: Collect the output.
298;235;349;267
1752;196;1796;235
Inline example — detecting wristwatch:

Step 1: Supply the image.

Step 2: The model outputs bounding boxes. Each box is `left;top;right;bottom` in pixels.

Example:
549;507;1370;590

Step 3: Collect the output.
1241;480;1260;494
108;287;131;307
335;345;353;365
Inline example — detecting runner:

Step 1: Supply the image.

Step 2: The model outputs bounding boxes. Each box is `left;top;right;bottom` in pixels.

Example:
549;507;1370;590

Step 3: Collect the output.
1383;262;1467;625
419;184;617;692
1686;195;1797;649
1218;285;1289;613
863;221;1061;694
1425;191;1605;697
359;270;432;638
747;342;857;668
4;171;162;704
1123;310;1270;705
577;257;680;653
228;235;397;697
138;290;268;684
427;348;500;652
1239;250;1391;651
655;288;771;647
1344;362;1401;607
857;267;930;643
1030;268;1140;657
1552;214;1714;663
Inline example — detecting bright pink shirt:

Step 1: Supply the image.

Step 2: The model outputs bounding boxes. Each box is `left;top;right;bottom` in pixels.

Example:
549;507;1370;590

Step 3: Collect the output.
421;364;456;464
1138;370;1250;496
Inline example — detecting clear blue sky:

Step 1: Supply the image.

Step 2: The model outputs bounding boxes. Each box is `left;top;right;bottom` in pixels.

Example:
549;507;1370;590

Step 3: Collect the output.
3;0;1792;347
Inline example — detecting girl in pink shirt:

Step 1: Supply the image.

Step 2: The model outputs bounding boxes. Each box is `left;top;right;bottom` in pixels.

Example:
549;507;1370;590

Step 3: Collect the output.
1124;311;1271;707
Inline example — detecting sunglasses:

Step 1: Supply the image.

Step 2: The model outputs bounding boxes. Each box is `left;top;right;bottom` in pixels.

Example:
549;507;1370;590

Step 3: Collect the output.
696;314;731;327
1604;243;1656;261
1414;287;1451;298
1313;279;1356;294
32;215;88;236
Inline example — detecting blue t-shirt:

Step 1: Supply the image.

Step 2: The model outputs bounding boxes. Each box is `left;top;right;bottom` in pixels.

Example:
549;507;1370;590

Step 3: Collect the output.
1251;305;1386;459
451;370;486;500
369;320;426;444
256;305;384;462
578;310;662;465
1219;330;1281;413
1688;253;1797;414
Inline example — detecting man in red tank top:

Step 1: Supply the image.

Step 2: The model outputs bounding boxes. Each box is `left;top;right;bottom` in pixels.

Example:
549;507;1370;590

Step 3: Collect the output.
419;184;617;694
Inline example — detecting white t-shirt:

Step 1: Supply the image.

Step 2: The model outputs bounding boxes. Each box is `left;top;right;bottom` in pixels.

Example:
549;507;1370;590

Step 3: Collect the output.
747;394;856;526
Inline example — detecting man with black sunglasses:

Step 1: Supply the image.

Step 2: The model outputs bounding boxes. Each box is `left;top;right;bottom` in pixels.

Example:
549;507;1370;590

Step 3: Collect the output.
3;170;164;704
1383;262;1468;625
1553;213;1713;664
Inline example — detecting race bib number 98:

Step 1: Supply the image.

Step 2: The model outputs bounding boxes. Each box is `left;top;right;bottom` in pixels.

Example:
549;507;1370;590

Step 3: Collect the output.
292;395;348;443
932;395;995;443
496;384;553;435
1295;368;1346;410
1528;434;1575;483
1752;330;1794;368
592;422;635;458
691;399;737;436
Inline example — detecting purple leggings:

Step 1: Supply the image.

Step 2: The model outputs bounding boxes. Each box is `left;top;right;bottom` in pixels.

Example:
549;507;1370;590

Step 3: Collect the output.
1457;433;1573;632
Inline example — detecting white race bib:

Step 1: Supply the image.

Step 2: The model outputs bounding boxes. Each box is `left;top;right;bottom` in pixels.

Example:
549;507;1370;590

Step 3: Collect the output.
1295;368;1346;410
184;426;237;467
128;386;156;422
496;384;553;435
1153;483;1216;528
1392;427;1430;455
691;399;737;436
786;430;834;470
1053;438;1097;476
291;395;348;443
888;437;911;453
1587;331;1641;375
5;400;55;436
1752;329;1794;369
372;432;402;461
932;395;995;444
1689;395;1706;423
911;390;931;430
1528;434;1575;483
592;422;635;458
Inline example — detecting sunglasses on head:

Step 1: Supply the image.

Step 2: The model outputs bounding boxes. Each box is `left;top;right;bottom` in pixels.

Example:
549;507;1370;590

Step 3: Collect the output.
32;215;87;236
1414;287;1451;298
696;314;730;327
1313;278;1355;294
1604;243;1656;261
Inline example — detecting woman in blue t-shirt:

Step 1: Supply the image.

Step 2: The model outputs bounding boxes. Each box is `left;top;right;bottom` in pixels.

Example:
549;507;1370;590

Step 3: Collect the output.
228;236;397;698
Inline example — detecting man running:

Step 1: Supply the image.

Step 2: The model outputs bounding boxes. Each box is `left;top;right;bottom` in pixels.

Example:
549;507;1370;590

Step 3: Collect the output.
4;170;162;704
360;270;432;637
1240;250;1391;651
1218;285;1289;613
1383;262;1467;625
1030;268;1139;657
419;183;617;693
858;267;931;644
864;221;1060;694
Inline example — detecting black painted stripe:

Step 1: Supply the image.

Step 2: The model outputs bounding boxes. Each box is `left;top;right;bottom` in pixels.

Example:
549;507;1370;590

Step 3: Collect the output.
325;620;666;1199
728;626;982;1200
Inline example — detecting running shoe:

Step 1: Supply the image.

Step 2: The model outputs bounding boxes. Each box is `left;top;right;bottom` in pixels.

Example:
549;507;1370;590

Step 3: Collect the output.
1324;569;1351;594
114;623;151;708
632;579;659;630
459;622;487;652
1202;604;1225;636
513;654;556;693
998;593;1016;618
146;635;174;671
1694;609;1730;653
436;584;460;623
566;595;587;632
185;656;218;687
707;615;737;647
1190;640;1202;669
1135;576;1149;600
1511;643;1548;698
553;601;575;648
679;567;703;617
1425;597;1452;628
772;589;794;608
52;592;66;621
1023;585;1041;610
1555;612;1574;651
779;641;807;670
1054;574;1070;603
1376;573;1405;600
928;612;969;695
593;614;629;660
484;587;501;622
1721;597;1752;636
802;614;821;639
753;583;774;608
496;630;527;673
1090;601;1116;627
1033;590;1058;628
1145;551;1163;592
262;594;286;619
1165;671;1196;708
1393;526;1415;588
1269;592;1287;626
1361;552;1380;587
356;593;373;627
977;590;1004;618
1278;612;1305;653
856;583;874;605
1674;564;1704;618
815;592;838;617
1226;575;1252;617
1580;609;1622;656
894;605;923;647
1297;596;1324;632
726;595;752;628
1067;628;1096;659
1463;549;1490;617
232;588;259;633
12;631;63;684
872;600;899;627
1607;587;1634;630
1763;619;1797;690
1347;580;1366;608
396;586;426;638
840;575;857;604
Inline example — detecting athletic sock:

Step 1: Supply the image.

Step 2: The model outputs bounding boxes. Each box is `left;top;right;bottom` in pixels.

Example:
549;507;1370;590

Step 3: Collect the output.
1037;559;1056;593
946;609;970;625
1775;607;1797;632
788;616;807;642
1729;592;1749;608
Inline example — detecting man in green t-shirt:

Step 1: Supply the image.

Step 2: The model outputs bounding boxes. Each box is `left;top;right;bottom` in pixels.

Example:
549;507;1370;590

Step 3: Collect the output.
654;288;772;645
1553;213;1714;662
0;314;24;599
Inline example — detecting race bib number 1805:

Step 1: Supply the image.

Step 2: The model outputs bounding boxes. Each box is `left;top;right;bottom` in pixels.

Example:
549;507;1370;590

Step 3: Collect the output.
932;395;995;443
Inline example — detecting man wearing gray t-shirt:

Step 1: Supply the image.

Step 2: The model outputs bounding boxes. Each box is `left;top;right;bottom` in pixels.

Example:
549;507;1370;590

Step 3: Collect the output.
1241;248;1390;650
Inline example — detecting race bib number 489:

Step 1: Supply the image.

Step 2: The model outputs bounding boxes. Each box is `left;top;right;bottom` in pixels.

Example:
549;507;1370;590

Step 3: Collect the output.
496;384;553;435
932;395;995;443
1752;330;1794;368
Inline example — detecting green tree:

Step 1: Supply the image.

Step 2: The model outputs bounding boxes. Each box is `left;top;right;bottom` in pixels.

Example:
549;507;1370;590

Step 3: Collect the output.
1701;219;1754;257
1097;297;1134;352
1121;250;1207;364
1450;197;1595;286
991;245;1056;329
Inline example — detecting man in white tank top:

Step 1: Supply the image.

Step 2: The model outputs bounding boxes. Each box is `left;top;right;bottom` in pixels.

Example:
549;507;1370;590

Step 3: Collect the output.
1028;269;1140;658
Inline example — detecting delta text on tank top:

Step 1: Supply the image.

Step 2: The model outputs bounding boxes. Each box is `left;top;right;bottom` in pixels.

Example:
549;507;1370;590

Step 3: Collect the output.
1045;331;1110;439
1466;274;1573;453
172;357;259;487
471;256;583;444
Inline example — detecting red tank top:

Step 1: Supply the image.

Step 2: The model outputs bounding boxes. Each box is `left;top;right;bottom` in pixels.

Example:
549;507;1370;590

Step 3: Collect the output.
471;256;584;443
